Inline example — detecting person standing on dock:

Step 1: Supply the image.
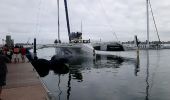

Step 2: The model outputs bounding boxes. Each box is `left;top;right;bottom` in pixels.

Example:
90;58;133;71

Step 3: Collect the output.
21;46;26;62
13;45;20;63
6;47;13;63
2;45;8;56
0;54;10;99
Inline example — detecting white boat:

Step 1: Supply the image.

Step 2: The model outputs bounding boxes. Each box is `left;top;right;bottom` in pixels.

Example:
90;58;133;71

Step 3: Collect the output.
95;50;137;59
54;0;94;58
122;0;164;50
55;42;95;58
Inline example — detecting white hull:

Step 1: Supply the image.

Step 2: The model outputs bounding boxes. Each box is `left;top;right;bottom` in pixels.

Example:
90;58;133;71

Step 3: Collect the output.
55;43;94;58
123;43;170;50
95;50;138;59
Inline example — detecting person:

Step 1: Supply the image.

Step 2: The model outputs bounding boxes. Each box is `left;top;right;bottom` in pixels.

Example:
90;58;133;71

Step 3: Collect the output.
6;47;13;63
13;45;20;63
21;46;26;62
0;54;10;99
2;45;8;56
0;47;3;55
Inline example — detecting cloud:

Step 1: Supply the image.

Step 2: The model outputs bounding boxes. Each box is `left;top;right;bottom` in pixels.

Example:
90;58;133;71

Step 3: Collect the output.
0;0;170;44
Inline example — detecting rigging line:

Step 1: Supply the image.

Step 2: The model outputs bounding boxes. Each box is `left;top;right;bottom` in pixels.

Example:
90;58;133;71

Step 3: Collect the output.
69;0;93;32
80;0;100;19
78;0;94;33
35;0;43;39
113;32;119;42
80;0;113;35
148;0;161;43
98;0;119;42
79;0;98;33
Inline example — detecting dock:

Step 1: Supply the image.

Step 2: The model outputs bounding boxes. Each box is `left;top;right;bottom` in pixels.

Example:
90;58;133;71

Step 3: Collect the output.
1;60;49;100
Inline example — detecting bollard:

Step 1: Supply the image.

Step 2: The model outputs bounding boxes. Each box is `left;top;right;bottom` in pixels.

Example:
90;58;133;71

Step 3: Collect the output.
34;38;37;60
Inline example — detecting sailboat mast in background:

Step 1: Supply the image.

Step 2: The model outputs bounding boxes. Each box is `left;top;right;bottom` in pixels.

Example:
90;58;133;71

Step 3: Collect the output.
81;20;82;33
57;0;61;43
146;0;150;48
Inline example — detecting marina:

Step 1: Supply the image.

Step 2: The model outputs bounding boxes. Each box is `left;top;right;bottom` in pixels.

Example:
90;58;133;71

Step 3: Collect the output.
35;48;170;100
1;0;170;100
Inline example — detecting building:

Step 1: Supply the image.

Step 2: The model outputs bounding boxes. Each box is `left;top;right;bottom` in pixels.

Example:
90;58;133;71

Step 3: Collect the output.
6;35;14;47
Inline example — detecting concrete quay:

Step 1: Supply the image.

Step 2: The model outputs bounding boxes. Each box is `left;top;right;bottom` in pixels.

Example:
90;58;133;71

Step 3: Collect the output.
1;61;49;100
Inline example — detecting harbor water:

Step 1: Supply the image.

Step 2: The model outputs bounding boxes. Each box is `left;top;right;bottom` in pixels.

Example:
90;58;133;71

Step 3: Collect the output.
36;48;170;100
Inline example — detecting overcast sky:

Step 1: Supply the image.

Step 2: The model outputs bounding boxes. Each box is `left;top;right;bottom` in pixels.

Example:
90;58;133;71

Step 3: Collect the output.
0;0;170;44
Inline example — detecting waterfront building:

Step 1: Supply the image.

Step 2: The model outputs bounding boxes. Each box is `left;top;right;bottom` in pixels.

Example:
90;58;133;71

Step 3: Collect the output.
6;35;14;47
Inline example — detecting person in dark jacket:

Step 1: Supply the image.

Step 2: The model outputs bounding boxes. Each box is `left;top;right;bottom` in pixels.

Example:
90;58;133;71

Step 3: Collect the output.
0;54;10;98
6;48;13;63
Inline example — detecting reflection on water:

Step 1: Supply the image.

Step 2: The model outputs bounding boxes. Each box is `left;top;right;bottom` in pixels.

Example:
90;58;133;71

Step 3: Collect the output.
34;48;170;100
94;54;125;69
34;50;139;100
135;51;140;76
56;73;72;100
146;50;150;100
31;59;69;77
67;73;71;100
58;75;62;100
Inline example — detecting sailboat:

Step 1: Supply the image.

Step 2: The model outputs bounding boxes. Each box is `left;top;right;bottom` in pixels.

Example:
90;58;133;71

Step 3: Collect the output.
54;0;95;58
123;0;164;50
144;0;163;49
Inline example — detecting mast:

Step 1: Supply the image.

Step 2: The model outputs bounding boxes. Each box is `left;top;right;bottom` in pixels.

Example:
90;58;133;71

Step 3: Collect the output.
64;0;71;42
146;0;150;48
57;0;60;43
81;20;82;33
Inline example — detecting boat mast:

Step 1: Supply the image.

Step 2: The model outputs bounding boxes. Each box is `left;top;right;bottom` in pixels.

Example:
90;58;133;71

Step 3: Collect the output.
64;0;71;42
146;0;150;48
57;0;60;43
81;20;82;33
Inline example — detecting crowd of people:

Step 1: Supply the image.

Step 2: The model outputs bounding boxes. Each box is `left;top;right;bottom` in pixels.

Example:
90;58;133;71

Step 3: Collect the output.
0;45;26;63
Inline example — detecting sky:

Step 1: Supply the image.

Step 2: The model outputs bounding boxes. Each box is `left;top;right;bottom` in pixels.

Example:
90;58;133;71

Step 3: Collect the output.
0;0;170;44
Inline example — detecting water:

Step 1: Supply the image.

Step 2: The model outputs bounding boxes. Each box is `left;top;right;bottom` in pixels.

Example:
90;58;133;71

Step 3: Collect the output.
36;48;170;100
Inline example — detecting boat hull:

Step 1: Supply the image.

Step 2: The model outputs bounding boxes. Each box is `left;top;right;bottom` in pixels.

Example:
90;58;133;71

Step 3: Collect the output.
55;43;95;58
